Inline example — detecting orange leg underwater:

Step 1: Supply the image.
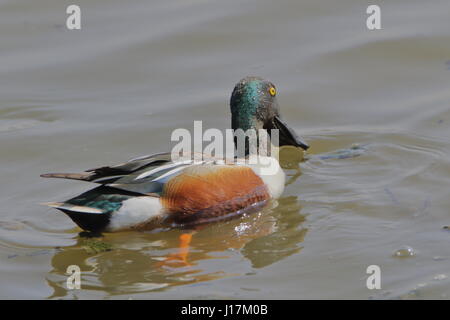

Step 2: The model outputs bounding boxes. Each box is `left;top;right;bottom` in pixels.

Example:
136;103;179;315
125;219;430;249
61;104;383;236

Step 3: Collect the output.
157;233;194;268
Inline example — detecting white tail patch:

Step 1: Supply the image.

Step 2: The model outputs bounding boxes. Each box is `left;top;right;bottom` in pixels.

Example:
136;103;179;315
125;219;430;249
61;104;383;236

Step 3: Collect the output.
107;196;163;231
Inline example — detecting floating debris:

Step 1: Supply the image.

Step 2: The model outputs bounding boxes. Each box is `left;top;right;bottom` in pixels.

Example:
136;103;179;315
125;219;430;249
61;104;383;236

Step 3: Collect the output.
315;144;368;161
81;239;113;254
399;283;428;299
433;256;447;261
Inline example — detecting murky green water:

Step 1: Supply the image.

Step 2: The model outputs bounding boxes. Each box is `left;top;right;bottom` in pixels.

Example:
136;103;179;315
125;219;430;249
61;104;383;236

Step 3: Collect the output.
1;0;450;299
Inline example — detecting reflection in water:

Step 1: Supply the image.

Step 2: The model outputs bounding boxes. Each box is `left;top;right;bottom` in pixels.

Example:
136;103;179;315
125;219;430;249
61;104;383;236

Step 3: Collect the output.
242;196;306;268
45;150;307;298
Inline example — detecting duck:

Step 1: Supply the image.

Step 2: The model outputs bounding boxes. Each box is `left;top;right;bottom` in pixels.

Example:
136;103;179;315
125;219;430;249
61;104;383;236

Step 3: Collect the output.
41;76;309;236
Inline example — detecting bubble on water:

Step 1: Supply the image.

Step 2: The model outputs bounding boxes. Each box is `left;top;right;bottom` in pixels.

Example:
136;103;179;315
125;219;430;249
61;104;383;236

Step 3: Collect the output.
433;274;448;281
417;283;427;288
393;246;416;258
234;223;251;234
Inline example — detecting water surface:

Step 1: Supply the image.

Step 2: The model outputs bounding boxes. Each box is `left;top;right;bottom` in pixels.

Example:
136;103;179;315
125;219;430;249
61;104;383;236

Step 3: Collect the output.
1;0;450;299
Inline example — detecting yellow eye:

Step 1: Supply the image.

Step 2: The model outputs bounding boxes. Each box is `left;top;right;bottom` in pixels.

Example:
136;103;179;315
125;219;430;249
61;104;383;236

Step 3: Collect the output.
269;87;276;96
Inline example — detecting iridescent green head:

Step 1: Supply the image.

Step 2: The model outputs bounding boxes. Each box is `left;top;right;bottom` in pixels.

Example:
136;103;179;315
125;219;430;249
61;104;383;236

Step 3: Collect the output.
230;76;309;150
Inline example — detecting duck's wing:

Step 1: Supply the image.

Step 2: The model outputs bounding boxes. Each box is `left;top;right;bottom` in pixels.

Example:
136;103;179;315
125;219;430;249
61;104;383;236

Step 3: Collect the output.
40;152;173;184
102;155;234;195
40;152;229;195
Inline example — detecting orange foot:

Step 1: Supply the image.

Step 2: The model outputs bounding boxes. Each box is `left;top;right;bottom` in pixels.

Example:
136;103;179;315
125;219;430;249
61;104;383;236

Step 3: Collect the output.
157;233;193;268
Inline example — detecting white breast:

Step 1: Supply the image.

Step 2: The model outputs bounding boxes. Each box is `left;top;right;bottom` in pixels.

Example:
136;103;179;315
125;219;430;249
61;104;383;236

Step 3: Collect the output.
244;156;286;199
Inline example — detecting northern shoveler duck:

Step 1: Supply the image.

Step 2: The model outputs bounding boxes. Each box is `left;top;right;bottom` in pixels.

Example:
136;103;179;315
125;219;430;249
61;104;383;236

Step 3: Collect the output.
41;76;309;235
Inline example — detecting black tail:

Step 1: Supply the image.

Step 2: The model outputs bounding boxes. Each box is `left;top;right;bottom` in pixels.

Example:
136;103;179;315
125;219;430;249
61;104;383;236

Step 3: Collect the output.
60;209;111;232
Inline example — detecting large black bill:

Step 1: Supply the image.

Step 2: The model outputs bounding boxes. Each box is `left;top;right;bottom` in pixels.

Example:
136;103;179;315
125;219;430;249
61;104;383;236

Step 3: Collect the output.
272;116;309;150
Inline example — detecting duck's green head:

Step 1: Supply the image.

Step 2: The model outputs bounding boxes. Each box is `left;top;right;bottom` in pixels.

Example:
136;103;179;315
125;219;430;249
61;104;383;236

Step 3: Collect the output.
230;76;309;150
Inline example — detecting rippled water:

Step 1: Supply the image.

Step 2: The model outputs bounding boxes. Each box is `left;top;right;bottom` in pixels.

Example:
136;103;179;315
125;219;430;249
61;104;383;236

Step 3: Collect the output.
1;0;450;299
